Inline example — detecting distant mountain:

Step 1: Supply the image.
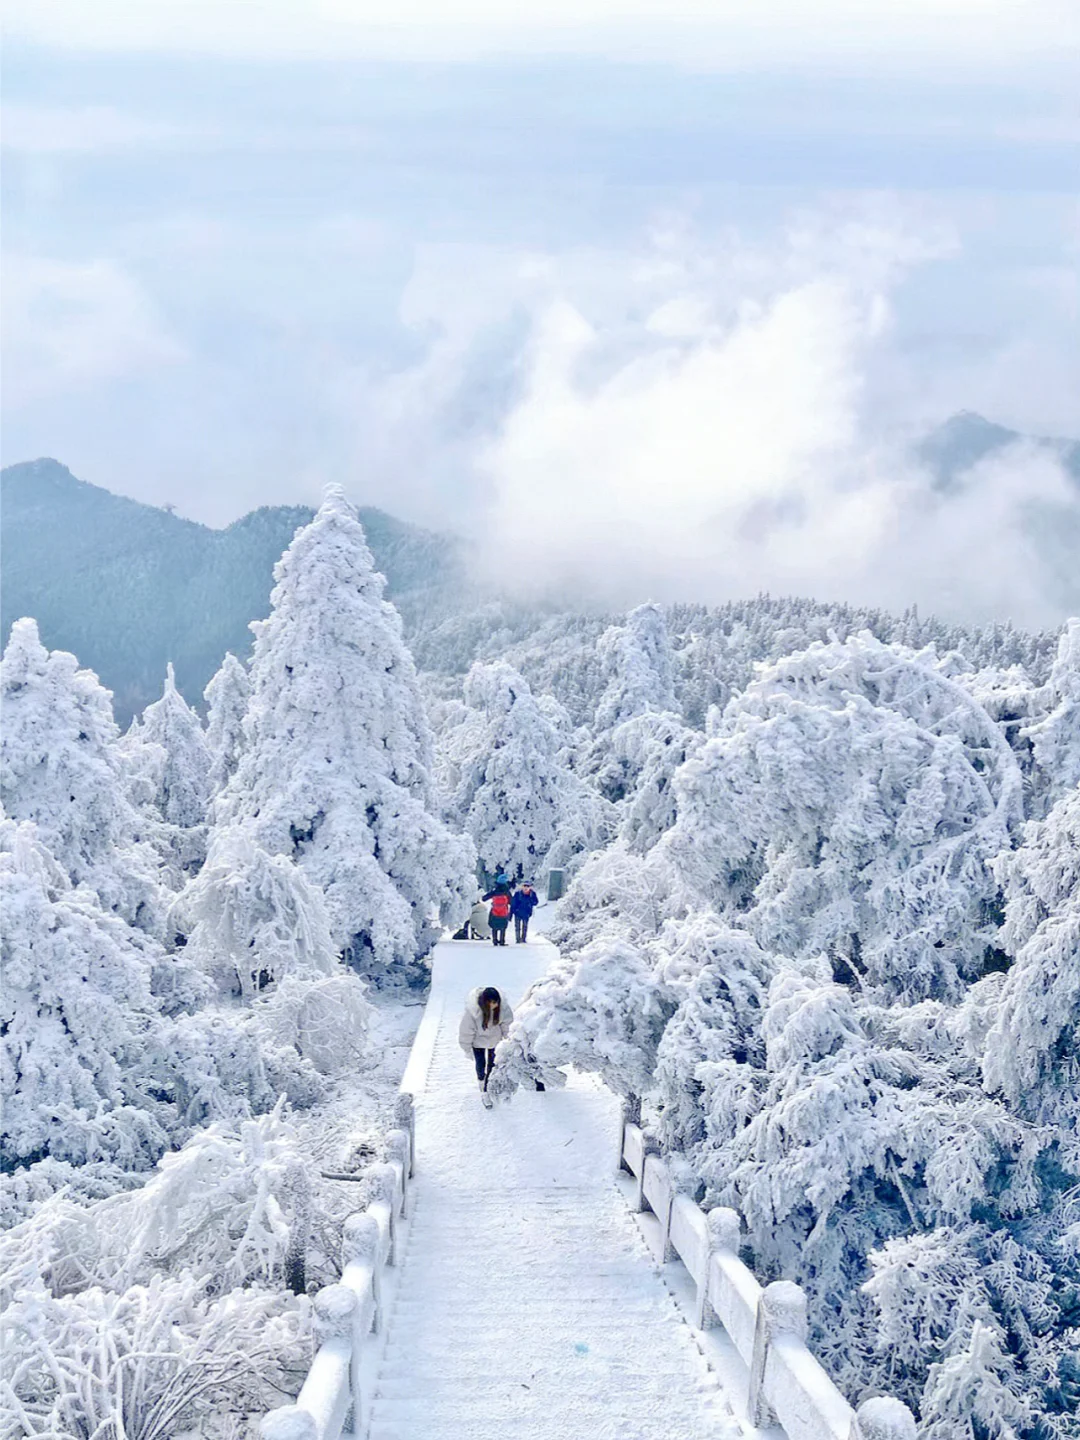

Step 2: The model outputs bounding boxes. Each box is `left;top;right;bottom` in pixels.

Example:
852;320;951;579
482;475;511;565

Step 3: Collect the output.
0;459;468;723
917;410;1080;489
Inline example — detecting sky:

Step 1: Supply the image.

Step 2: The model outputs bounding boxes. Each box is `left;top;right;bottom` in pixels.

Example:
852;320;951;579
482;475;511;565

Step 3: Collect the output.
2;1;1078;625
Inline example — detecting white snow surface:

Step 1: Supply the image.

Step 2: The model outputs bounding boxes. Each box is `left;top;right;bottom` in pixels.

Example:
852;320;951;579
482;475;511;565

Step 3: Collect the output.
365;934;742;1440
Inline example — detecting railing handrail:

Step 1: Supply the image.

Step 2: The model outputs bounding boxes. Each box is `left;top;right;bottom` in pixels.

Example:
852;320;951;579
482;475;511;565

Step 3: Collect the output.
618;1106;918;1440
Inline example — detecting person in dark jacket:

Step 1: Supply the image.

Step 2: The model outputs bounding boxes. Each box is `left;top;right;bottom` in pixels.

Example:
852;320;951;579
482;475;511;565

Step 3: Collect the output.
511;881;539;943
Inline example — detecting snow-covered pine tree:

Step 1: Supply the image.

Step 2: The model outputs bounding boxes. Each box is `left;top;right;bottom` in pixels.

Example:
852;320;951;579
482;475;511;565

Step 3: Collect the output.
0;818;170;1168
215;488;475;980
204;651;251;800
594;603;677;733
581;604;680;801
0;619;165;933
449;660;610;880
137;663;212;830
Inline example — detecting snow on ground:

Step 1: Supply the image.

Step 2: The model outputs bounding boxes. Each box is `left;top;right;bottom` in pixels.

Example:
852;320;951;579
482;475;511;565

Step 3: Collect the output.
363;933;743;1440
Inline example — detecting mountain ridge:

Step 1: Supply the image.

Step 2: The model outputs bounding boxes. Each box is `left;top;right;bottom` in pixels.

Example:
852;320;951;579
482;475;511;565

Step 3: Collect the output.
0;458;467;723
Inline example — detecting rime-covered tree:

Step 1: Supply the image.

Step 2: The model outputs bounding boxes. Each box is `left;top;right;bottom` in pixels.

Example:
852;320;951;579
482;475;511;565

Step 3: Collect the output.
215;489;474;979
982;784;1080;1166
448;660;610;879
582;604;679;800
204;651;251;800
172;826;339;1000
666;634;1024;1001
594;603;676;731
0;618;165;933
613;710;703;853
137;663;212;829
1021;617;1080;811
0;818;170;1168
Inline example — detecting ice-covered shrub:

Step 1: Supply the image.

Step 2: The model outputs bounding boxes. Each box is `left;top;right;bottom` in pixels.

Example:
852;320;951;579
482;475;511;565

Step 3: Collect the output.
2;1272;309;1440
254;973;373;1075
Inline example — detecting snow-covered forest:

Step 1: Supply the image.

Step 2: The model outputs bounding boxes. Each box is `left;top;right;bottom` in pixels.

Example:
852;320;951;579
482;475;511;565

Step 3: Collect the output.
2;490;1078;1438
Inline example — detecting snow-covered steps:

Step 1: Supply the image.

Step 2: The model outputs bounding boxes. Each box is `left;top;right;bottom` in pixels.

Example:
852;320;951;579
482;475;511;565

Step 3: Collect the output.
363;937;744;1440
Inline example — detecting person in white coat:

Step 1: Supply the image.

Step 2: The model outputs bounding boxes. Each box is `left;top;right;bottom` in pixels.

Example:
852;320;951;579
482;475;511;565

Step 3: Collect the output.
459;985;512;1095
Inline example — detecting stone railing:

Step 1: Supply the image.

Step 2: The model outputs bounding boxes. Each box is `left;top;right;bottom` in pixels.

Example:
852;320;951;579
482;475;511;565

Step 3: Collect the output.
259;1091;415;1440
619;1102;919;1440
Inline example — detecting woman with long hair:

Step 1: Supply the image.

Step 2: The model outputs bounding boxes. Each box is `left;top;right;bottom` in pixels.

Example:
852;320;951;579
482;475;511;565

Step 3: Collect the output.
458;985;513;1107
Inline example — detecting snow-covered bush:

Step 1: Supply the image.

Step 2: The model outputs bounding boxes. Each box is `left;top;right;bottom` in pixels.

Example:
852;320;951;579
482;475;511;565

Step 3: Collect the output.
2;1272;309;1440
215;488;475;980
0;618;166;933
254;973;372;1075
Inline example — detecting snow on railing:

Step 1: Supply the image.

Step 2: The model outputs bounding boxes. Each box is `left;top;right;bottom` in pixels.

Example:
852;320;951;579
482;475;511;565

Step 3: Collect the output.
618;1100;919;1440
259;1091;415;1440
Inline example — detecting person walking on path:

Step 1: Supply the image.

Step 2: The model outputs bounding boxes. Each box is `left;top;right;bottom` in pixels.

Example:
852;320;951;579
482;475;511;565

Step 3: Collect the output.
483;872;513;947
459;985;513;1106
511;881;539;943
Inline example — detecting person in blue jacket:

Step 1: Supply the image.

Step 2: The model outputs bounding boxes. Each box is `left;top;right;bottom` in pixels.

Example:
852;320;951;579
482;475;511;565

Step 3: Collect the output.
511;880;539;943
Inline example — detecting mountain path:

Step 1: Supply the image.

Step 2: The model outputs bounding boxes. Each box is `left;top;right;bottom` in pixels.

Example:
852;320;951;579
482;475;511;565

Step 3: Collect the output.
363;934;744;1440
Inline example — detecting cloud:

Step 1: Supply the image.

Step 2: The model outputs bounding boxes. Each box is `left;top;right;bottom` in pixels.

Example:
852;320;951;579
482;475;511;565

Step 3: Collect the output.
0;103;192;153
448;218;1080;628
6;0;1076;74
1;255;185;408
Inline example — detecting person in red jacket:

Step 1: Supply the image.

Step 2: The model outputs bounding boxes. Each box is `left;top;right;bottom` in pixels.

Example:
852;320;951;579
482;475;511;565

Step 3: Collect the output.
482;873;513;946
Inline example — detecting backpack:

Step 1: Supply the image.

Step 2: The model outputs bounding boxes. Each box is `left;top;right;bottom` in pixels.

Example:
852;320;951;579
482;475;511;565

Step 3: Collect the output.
490;893;510;919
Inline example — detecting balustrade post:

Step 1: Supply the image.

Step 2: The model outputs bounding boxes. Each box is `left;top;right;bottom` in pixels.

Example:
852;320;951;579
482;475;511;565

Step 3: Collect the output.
695;1207;740;1330
342;1212;382;1331
313;1285;361;1439
386;1129;410;1213
260;1407;317;1440
634;1131;659;1213
748;1280;808;1427
369;1163;400;1265
393;1093;415;1176
850;1397;918;1440
618;1094;641;1175
656;1163;676;1263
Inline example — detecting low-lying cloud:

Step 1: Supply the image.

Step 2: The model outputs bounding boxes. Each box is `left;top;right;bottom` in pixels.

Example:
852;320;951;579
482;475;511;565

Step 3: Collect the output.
442;220;1079;628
